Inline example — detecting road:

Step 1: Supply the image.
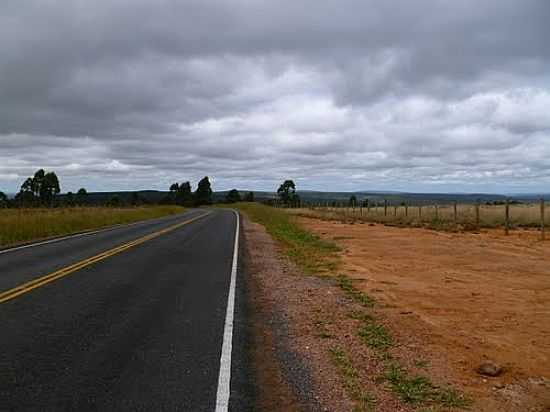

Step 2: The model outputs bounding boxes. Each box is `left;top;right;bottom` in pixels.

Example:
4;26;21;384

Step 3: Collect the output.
0;208;250;411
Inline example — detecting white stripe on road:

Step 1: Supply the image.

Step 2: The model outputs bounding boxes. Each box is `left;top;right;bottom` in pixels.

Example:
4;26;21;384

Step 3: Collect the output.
215;210;240;412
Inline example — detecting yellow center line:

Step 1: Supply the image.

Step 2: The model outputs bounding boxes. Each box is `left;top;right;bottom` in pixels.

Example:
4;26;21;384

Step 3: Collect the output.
0;211;212;304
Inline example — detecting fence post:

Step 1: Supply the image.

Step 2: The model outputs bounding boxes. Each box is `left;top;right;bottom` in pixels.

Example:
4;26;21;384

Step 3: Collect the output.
405;203;408;217
541;198;546;241
418;205;422;219
394;205;397;216
384;199;388;216
367;200;370;214
505;198;510;236
453;201;457;225
360;204;363;217
475;200;480;230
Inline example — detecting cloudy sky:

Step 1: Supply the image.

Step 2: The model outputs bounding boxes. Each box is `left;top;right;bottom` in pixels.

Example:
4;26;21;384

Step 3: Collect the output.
1;0;549;194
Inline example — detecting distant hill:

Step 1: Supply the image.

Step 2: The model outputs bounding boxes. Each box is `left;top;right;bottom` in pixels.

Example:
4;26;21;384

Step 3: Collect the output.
53;189;548;206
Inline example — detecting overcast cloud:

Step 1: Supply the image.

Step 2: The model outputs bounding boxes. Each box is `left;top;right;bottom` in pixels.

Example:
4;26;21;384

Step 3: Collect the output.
1;0;549;193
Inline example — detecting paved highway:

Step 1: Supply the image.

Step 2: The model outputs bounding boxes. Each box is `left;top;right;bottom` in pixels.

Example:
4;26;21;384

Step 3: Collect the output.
0;209;248;411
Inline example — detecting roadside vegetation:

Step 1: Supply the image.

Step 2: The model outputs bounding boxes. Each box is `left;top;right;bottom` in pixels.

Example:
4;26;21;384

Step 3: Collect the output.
234;202;340;274
238;180;470;410
0;206;184;247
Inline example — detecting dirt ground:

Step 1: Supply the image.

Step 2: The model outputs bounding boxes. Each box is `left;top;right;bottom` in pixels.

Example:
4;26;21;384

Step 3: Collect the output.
299;217;550;411
243;216;415;411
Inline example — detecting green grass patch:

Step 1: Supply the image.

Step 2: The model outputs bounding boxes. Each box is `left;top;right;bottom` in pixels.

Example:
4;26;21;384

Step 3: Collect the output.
358;321;393;350
234;203;340;274
0;206;185;247
329;347;376;412
336;275;375;307
385;364;470;408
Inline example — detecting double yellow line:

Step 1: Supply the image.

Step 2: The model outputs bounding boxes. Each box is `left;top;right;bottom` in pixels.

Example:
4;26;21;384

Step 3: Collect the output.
0;212;211;304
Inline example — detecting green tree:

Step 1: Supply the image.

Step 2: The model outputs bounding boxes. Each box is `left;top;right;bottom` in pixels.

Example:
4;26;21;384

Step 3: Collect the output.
41;171;60;204
0;191;8;207
16;169;60;206
76;188;88;205
277;179;296;205
244;191;254;202
225;189;241;203
195;176;213;205
178;181;193;205
108;195;121;207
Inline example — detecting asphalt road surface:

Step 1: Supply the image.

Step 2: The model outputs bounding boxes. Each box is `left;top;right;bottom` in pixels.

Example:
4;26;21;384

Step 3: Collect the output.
0;208;250;411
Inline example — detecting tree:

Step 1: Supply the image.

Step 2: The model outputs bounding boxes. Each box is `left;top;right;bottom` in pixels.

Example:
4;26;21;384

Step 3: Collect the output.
16;169;60;206
225;189;241;203
195;176;213;205
0;191;7;207
244;191;254;202
107;195;121;207
277;179;296;205
349;195;357;207
178;181;192;205
41;171;60;204
76;188;88;205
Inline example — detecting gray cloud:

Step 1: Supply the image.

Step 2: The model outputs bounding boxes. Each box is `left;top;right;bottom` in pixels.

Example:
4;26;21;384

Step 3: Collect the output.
1;0;549;193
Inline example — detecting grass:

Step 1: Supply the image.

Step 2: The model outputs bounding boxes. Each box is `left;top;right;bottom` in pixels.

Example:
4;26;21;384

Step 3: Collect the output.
329;347;376;412
287;202;549;231
385;364;470;408
233;202;340;274
336;275;375;307
0;206;185;247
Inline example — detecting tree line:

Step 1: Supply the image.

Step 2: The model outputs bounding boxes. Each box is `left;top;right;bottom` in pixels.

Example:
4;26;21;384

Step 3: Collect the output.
0;168;299;209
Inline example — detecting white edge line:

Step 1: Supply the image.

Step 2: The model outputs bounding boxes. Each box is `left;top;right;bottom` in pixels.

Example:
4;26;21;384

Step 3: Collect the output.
0;210;198;256
215;210;239;412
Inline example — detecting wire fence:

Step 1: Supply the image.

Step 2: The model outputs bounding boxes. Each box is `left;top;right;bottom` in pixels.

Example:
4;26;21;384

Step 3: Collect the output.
277;199;547;240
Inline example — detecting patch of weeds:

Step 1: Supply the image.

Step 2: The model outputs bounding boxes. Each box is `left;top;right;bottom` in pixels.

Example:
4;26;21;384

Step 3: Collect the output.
234;203;341;275
384;364;471;408
358;321;393;350
329;347;376;412
336;275;375;307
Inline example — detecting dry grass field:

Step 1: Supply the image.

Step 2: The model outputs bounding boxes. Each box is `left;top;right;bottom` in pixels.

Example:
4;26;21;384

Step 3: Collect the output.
0;206;185;247
288;202;548;234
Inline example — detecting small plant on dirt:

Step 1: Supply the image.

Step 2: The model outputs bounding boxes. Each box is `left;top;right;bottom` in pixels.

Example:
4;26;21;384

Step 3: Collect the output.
336;275;375;307
384;364;470;408
357;321;393;349
329;347;376;412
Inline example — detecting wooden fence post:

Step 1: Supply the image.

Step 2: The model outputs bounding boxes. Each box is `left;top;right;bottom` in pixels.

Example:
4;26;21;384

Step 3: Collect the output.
418;205;422;219
475;200;480;229
384;199;388;216
394;205;397;216
405;203;408;217
453;201;458;225
541;198;546;241
505;198;510;236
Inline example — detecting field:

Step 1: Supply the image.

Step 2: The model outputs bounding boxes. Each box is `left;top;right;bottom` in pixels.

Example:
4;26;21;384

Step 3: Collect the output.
296;214;550;410
288;202;548;234
0;206;185;247
237;203;550;410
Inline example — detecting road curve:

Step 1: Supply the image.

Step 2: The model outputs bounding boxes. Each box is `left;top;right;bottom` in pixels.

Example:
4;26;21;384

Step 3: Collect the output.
0;208;248;411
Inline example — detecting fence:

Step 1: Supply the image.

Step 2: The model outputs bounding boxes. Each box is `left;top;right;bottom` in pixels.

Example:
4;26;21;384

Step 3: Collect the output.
284;199;547;240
